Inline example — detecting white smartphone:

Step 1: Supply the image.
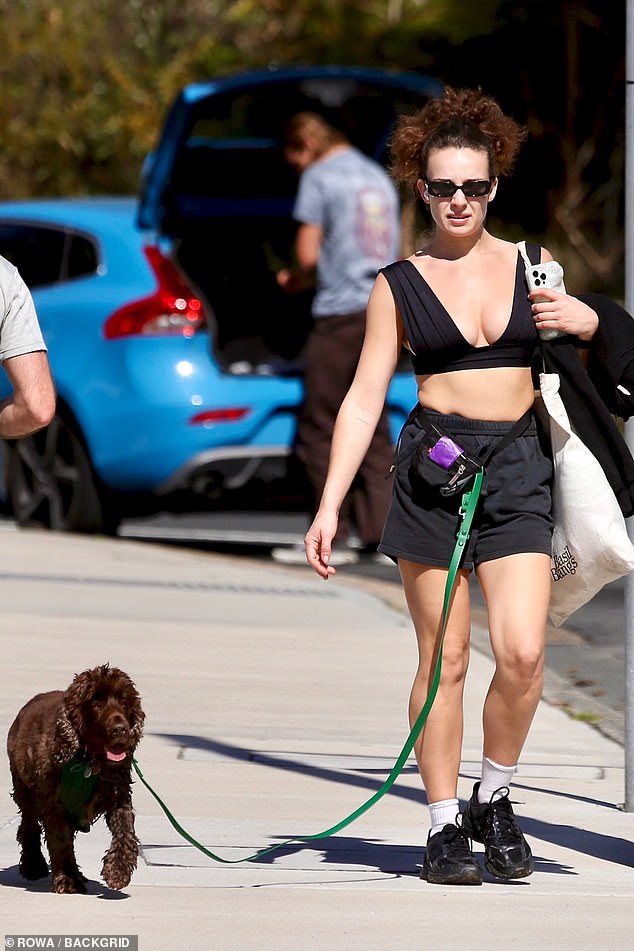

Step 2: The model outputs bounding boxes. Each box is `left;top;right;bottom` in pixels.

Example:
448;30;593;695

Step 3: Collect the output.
525;260;567;340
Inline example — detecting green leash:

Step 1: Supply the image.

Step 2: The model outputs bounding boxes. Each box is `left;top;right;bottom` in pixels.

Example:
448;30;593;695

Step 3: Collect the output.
132;470;484;865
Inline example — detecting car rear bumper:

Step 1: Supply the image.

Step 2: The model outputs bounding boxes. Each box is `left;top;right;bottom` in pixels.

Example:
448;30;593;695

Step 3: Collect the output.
155;443;291;495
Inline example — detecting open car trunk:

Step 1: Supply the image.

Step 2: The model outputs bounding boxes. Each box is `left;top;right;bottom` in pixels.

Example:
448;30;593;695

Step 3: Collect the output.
138;67;443;376
174;215;315;376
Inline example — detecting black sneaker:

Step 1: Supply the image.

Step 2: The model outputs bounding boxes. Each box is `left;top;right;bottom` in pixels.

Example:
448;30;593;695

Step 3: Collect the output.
420;823;482;885
462;782;533;879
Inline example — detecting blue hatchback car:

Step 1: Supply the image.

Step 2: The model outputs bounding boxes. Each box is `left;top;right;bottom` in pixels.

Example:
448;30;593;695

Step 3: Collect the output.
0;66;442;532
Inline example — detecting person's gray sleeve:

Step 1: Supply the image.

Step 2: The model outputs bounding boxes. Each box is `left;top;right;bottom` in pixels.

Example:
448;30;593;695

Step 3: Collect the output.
293;168;326;228
0;263;47;364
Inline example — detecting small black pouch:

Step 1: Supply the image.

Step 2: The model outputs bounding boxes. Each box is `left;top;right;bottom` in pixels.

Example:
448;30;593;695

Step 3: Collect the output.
390;408;533;498
410;423;484;497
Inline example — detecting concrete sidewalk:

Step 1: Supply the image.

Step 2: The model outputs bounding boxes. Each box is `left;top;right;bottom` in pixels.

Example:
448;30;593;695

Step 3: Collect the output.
0;529;632;950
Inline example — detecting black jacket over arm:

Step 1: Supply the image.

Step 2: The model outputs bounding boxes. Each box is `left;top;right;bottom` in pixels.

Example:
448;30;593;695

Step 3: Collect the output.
540;293;634;517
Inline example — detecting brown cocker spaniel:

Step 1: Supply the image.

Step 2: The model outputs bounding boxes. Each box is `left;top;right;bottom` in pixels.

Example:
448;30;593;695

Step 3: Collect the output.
7;664;145;894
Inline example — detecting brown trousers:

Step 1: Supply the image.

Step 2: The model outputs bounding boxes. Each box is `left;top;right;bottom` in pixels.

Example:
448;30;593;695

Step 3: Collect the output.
294;310;394;546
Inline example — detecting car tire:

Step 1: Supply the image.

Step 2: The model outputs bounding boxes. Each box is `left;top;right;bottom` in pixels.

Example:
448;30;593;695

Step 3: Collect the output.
4;414;121;534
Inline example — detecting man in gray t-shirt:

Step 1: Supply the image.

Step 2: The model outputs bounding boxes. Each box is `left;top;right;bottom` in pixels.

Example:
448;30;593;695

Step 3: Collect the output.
273;113;399;565
0;255;55;437
293;144;400;318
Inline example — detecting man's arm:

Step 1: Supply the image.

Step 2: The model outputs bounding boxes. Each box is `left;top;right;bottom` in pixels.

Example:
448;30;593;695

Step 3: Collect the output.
294;221;322;272
0;351;56;438
276;222;323;293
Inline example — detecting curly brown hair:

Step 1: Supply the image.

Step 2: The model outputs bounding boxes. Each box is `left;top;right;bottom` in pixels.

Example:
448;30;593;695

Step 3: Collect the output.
389;87;527;188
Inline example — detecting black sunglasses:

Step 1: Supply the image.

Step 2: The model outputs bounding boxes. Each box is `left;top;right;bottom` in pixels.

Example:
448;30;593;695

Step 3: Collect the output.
426;179;492;199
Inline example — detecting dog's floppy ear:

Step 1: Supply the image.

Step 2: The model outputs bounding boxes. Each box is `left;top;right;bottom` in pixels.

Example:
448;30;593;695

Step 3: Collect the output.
129;702;145;746
53;668;95;764
109;667;145;747
122;682;145;747
54;707;80;764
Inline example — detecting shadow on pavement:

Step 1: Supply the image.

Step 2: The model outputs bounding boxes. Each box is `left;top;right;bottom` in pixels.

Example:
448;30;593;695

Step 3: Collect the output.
148;732;634;871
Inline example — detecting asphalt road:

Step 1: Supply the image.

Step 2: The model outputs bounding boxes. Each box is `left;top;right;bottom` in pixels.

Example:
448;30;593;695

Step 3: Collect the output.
117;508;629;747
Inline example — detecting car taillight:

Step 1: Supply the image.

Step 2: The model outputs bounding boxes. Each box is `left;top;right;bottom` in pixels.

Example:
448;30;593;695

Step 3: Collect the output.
103;246;206;339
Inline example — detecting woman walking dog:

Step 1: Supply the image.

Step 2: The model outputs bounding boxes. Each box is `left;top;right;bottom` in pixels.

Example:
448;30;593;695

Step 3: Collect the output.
303;87;599;885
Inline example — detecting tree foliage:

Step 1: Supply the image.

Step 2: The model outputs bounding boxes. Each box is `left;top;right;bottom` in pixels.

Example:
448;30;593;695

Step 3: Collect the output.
443;0;625;292
0;0;625;294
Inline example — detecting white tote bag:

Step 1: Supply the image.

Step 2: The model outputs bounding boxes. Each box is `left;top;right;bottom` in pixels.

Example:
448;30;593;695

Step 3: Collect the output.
538;372;634;627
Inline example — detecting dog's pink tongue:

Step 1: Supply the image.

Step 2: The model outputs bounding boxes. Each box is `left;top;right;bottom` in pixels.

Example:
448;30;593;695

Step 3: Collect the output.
106;750;127;762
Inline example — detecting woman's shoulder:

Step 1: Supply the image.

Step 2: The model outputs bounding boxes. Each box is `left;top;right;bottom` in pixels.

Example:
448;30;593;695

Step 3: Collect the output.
379;257;415;275
514;238;554;264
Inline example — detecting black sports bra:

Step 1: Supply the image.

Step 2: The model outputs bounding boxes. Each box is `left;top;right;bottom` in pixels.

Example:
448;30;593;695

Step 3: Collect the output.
380;244;540;374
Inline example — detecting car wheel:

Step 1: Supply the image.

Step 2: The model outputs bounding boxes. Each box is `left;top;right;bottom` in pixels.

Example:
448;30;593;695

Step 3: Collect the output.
4;414;120;534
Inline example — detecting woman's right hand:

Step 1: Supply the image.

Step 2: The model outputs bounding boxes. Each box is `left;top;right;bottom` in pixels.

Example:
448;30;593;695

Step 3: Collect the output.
304;509;339;580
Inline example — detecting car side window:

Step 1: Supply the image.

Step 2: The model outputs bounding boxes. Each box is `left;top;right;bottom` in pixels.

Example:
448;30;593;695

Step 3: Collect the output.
0;222;98;288
66;232;99;280
0;223;65;287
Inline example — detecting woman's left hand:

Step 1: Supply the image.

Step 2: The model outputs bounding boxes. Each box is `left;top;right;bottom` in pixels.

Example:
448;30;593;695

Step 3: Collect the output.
530;289;599;341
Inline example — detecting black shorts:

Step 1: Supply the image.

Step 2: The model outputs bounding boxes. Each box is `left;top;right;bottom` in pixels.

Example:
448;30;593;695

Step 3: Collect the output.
378;409;553;570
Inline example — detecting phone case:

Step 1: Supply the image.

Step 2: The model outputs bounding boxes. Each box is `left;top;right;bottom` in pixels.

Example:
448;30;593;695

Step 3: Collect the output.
525;260;566;299
517;242;567;340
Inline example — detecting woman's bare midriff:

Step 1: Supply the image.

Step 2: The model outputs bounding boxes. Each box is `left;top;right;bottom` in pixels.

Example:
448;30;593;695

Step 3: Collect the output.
416;366;536;421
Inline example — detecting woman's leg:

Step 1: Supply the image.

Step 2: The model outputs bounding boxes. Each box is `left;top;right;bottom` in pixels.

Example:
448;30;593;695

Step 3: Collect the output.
476;552;551;764
400;558;482;885
462;551;551;879
399;559;472;804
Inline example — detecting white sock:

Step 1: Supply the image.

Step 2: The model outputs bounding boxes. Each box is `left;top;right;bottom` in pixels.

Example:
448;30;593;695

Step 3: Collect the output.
428;798;460;837
478;756;517;804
